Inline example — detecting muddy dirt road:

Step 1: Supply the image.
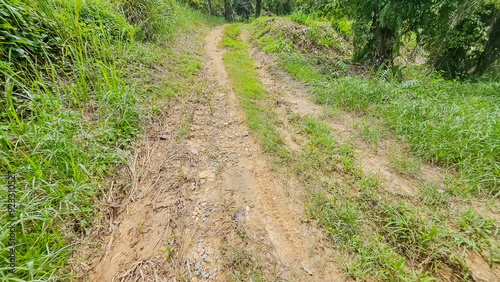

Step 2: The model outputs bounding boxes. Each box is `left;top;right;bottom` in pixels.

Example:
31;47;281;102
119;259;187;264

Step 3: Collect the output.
81;25;343;282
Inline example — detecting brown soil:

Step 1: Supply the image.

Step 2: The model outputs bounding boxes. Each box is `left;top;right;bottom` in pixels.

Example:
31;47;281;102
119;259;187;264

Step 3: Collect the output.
73;24;500;281
243;30;500;280
75;25;344;281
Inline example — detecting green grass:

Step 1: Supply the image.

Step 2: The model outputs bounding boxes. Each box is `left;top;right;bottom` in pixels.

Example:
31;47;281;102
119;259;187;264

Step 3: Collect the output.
250;18;500;196
221;24;290;161
243;17;500;280
389;150;421;177
0;0;223;280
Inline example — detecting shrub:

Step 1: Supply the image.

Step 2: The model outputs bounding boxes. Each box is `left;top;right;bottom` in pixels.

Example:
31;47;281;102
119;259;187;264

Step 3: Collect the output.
113;0;179;42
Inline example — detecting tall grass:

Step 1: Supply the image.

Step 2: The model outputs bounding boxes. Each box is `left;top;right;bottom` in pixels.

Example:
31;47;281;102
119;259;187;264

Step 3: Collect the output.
250;18;500;195
0;0;222;280
313;73;500;194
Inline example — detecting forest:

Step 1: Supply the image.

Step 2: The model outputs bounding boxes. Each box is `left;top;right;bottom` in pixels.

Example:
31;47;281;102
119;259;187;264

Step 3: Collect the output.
0;0;499;280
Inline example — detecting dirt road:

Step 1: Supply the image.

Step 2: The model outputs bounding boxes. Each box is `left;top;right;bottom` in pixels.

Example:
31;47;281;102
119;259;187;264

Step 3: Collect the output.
80;25;343;281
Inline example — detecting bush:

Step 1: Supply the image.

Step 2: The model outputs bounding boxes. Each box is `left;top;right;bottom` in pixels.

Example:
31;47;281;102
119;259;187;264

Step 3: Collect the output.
0;0;134;62
114;0;179;42
0;0;62;60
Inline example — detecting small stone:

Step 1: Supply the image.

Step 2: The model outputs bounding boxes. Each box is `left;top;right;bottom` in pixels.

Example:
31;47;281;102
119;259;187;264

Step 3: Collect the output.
191;277;198;282
194;271;200;276
191;148;199;155
202;253;208;259
203;273;209;279
209;269;214;275
303;266;313;276
200;179;206;185
199;171;215;183
241;131;249;137
160;133;168;140
195;262;201;270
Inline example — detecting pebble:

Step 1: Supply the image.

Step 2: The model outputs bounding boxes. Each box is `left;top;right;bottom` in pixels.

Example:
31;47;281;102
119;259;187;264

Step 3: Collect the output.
303;266;313;276
160;133;168;140
200;179;206;185
209;269;214;275
202;253;208;259
195;262;201;270
191;148;199;155
194;271;200;276
241;131;249;137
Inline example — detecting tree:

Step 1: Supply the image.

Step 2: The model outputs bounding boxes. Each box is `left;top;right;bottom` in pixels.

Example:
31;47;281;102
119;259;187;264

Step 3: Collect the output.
342;0;432;68
256;0;262;17
208;0;212;15
427;0;500;78
224;0;233;21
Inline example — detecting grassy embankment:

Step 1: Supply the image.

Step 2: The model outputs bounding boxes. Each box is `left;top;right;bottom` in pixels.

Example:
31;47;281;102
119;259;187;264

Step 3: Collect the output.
222;19;500;280
0;0;222;279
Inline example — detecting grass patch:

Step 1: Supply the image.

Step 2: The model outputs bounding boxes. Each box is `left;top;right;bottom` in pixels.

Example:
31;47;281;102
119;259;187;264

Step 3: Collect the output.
251;17;500;195
388;150;421;177
0;0;223;279
221;24;289;160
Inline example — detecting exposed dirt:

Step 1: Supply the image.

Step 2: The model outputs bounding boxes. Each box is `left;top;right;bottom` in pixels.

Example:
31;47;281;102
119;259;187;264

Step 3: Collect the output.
75;25;344;281
244;30;500;280
73;23;500;282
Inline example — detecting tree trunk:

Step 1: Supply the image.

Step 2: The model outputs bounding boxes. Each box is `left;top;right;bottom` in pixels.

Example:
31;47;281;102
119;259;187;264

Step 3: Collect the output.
374;25;395;67
224;0;233;22
474;9;500;76
255;0;262;18
207;0;212;16
367;10;395;68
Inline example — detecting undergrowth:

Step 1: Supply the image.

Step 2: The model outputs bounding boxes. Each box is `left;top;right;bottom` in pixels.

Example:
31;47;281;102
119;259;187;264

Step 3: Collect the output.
249;17;500;196
0;0;223;280
221;20;500;280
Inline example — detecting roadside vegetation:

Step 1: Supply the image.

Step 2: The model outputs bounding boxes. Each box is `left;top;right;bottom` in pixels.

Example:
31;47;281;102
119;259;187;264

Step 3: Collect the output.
0;0;222;280
221;2;500;279
2;0;499;280
251;16;499;196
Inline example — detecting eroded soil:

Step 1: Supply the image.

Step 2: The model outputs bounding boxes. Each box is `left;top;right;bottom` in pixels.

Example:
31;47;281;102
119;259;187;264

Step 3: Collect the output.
74;24;499;282
77;25;344;282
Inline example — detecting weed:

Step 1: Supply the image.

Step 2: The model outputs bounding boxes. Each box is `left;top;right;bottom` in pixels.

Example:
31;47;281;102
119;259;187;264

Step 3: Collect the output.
263;36;293;53
358;122;385;147
221;24;290;161
418;182;450;207
223;247;265;282
157;242;174;260
388;149;421;177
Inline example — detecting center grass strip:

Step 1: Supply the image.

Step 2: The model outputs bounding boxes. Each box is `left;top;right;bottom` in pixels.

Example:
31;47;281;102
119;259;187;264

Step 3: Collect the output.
221;24;290;161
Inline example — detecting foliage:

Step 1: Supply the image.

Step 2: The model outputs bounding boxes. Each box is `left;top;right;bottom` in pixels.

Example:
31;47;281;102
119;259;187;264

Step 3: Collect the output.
291;0;500;78
113;0;180;42
426;0;500;78
0;0;133;62
262;0;295;15
0;0;221;280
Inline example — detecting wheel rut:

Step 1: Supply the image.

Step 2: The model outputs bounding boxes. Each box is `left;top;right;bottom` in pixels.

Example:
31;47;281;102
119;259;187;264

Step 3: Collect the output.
80;25;344;281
